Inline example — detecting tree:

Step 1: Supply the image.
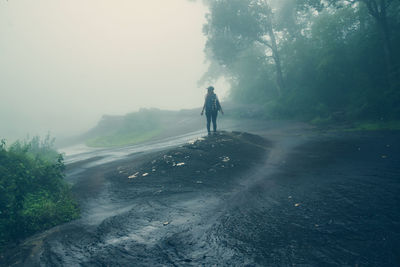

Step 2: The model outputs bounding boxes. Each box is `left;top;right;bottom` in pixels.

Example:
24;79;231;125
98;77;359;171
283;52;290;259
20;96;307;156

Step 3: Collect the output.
312;0;399;85
203;0;285;96
202;0;400;121
356;0;399;84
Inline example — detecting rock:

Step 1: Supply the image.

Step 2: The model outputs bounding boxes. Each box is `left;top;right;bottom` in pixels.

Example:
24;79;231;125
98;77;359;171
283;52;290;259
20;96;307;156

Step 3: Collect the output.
128;172;140;179
221;156;230;162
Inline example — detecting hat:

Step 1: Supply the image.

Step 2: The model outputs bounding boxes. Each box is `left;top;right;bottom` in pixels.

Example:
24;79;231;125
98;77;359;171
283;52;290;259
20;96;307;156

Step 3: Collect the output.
207;86;214;91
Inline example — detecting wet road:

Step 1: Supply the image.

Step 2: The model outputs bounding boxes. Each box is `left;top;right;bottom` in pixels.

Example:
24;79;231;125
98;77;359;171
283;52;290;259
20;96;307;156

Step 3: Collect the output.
3;122;400;266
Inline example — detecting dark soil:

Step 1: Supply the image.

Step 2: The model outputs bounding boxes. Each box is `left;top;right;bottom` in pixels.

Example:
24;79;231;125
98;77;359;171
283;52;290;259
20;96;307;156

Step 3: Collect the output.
0;131;271;266
1;129;400;266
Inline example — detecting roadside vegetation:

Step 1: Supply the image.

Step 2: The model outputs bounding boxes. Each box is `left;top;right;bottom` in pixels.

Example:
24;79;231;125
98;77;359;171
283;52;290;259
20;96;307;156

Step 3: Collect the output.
201;0;400;128
86;129;162;148
0;136;79;249
85;109;164;147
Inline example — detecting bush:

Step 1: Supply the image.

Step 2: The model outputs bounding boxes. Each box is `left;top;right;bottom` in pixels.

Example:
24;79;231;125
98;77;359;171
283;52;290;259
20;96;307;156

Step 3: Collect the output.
0;136;79;248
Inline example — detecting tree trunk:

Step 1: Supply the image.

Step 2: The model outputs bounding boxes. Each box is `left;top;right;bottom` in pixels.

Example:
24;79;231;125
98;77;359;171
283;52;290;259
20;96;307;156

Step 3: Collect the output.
377;13;398;83
267;25;285;96
378;18;392;85
361;0;398;86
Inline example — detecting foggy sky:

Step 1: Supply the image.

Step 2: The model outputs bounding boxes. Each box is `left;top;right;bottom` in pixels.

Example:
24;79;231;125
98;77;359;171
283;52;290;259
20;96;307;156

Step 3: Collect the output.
0;0;228;141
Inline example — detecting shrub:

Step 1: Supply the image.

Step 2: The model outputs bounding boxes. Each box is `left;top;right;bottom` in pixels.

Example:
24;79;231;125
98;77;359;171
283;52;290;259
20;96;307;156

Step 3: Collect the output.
0;136;79;248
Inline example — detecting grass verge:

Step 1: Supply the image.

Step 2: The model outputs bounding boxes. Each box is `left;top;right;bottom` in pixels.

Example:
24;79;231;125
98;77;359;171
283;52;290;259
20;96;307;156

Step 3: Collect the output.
86;129;162;148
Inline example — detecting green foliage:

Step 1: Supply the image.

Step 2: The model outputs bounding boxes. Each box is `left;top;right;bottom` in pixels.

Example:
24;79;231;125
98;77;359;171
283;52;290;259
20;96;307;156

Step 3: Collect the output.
347;121;400;131
0;137;79;248
203;0;400;124
86;108;164;147
9;134;60;163
21;190;79;232
86;129;162;148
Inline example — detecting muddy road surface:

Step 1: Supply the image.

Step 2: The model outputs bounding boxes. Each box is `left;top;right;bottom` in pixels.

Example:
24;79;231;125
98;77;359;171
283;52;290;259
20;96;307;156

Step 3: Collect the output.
2;121;400;266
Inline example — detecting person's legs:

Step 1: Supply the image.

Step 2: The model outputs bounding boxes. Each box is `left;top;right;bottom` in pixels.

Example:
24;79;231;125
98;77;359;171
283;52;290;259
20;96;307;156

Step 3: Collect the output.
212;111;218;132
206;112;211;133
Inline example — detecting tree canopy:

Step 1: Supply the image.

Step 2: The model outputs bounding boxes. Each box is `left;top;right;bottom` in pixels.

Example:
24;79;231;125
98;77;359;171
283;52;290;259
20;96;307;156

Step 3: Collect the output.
202;0;400;122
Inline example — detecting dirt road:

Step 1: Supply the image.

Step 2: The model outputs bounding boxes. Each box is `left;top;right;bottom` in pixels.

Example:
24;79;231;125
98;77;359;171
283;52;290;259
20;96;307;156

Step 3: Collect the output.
2;121;400;266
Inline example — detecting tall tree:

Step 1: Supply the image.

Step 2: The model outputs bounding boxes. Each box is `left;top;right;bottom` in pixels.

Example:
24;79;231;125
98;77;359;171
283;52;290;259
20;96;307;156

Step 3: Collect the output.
203;0;285;96
357;0;398;83
319;0;399;85
202;0;400;120
256;0;286;95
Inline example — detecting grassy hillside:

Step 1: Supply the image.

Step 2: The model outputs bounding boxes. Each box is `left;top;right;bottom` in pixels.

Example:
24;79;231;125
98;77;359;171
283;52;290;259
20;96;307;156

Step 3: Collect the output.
85;109;164;147
83;108;202;148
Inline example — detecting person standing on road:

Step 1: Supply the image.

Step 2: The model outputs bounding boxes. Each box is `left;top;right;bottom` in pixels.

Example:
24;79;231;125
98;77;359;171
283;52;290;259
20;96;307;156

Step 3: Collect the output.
201;86;224;133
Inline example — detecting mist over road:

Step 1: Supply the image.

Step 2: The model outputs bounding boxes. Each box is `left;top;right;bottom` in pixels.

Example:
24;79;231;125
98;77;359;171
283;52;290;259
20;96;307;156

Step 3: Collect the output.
2;120;399;266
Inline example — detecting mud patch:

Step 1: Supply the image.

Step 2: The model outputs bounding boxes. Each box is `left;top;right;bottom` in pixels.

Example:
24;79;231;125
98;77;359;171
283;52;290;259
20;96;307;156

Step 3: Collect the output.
0;131;271;266
111;131;270;195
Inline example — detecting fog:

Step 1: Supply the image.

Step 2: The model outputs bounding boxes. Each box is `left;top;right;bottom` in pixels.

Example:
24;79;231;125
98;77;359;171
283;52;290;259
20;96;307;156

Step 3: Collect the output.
0;0;228;142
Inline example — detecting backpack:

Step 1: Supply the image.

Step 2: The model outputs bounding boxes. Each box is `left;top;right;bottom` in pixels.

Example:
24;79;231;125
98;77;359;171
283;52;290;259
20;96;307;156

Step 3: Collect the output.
205;93;220;112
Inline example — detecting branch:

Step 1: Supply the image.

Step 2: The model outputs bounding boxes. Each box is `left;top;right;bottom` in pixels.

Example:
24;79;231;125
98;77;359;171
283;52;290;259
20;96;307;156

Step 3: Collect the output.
256;38;273;49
